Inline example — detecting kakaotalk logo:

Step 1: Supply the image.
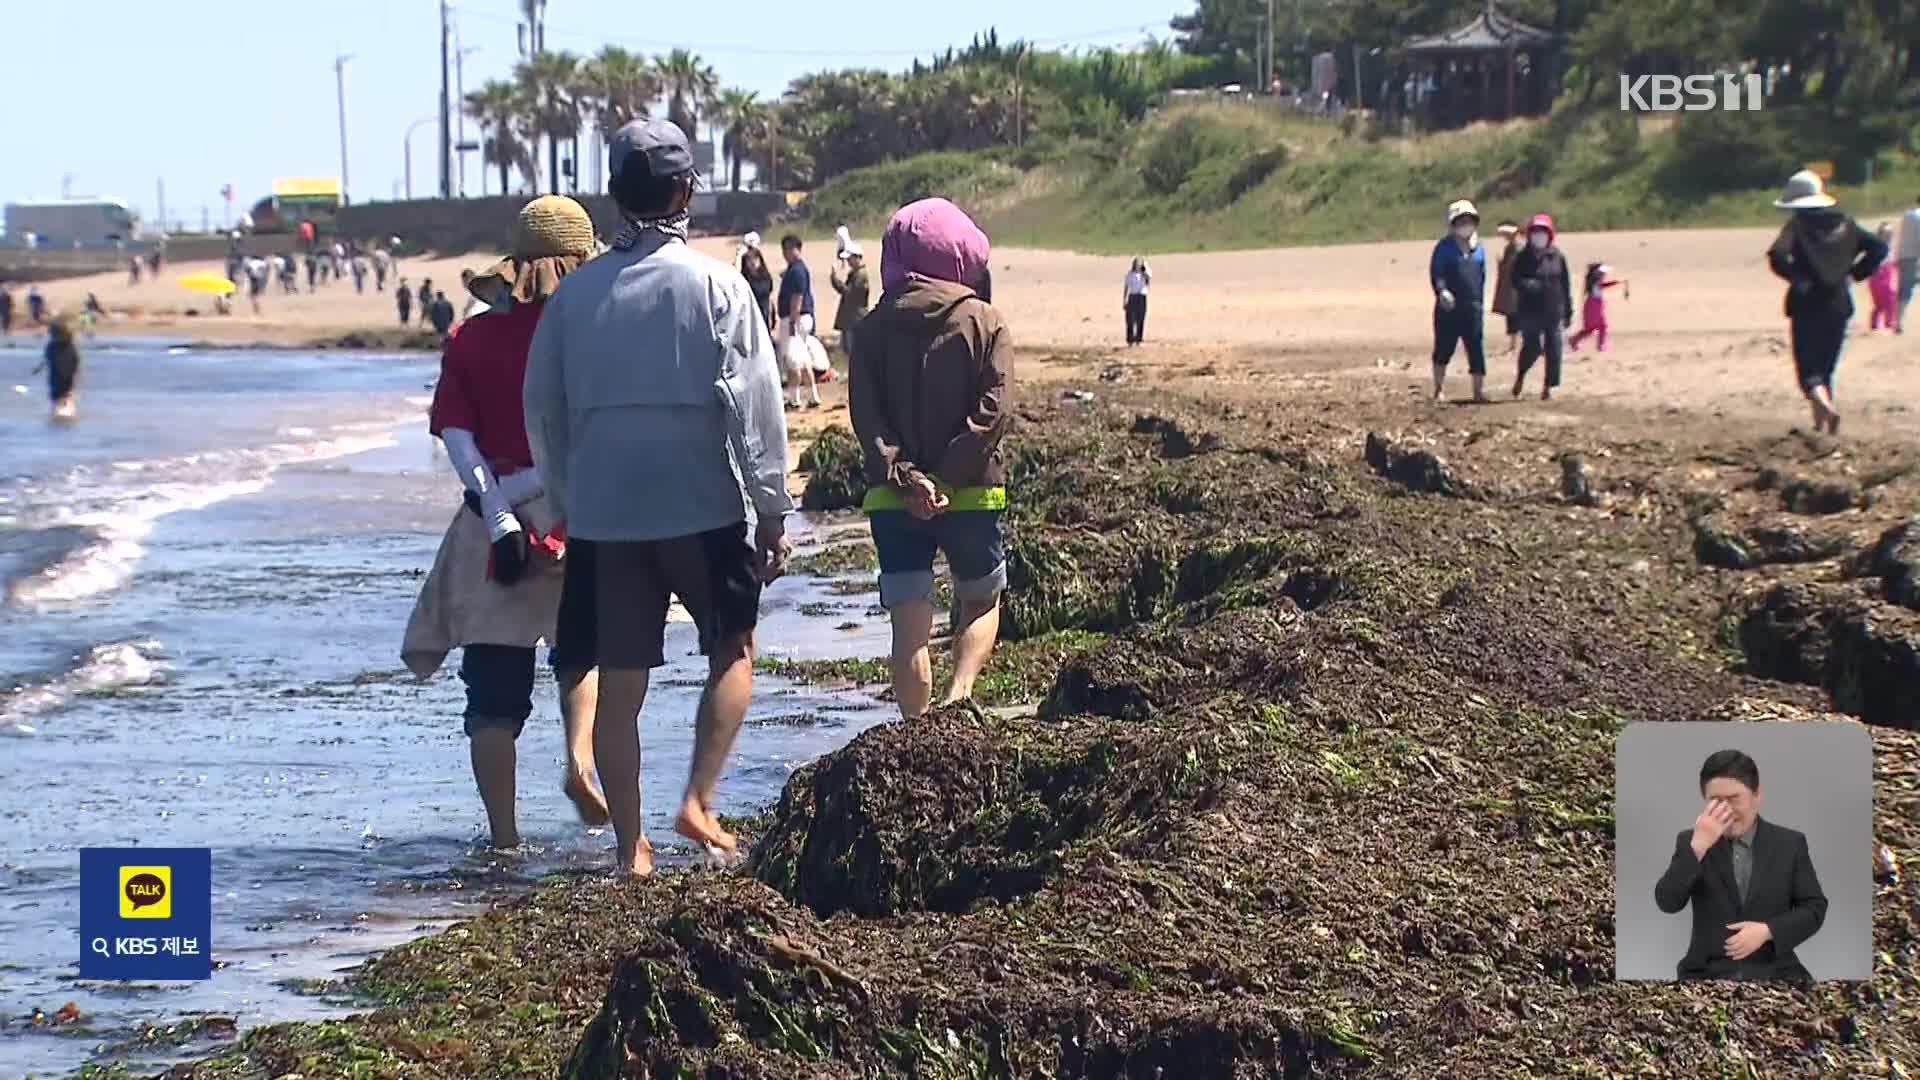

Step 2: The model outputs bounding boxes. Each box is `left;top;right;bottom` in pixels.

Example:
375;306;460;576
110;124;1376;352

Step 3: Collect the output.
1619;73;1766;112
119;866;172;919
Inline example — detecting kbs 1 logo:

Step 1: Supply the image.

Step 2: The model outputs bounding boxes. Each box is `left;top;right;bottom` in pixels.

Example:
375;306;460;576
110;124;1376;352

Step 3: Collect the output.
1619;73;1765;112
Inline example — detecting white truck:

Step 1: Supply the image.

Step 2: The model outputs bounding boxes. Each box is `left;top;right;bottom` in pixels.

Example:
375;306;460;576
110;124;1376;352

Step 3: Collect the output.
3;199;142;248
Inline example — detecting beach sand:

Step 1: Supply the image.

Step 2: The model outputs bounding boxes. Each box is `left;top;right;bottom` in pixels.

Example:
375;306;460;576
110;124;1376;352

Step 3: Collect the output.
20;226;1915;443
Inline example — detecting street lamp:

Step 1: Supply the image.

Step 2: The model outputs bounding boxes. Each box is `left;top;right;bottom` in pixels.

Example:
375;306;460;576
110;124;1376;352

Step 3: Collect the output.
404;116;438;200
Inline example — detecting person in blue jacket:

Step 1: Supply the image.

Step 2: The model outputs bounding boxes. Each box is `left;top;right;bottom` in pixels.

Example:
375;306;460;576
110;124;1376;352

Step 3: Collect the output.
1429;198;1488;403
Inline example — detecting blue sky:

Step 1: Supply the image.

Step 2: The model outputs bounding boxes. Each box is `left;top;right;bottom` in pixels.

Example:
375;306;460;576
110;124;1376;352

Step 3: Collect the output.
5;0;1186;229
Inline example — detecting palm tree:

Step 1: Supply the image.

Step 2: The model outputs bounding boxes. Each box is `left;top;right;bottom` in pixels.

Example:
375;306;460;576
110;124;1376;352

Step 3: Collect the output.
654;48;718;137
515;49;583;194
465;79;528;197
579;46;660;188
712;87;766;191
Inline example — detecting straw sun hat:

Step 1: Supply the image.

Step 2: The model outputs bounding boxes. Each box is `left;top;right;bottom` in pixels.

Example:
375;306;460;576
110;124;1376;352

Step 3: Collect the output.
1773;170;1836;210
469;195;596;304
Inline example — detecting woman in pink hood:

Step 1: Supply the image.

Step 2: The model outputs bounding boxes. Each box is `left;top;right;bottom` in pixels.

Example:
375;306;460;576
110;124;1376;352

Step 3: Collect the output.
850;198;1012;720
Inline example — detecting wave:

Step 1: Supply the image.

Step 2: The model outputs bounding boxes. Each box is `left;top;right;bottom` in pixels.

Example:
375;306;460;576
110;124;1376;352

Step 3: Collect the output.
4;426;404;610
0;639;163;735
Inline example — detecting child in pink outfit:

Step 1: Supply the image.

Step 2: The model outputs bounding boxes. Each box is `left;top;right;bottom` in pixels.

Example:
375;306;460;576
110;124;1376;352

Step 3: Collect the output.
1869;223;1899;331
1568;262;1627;351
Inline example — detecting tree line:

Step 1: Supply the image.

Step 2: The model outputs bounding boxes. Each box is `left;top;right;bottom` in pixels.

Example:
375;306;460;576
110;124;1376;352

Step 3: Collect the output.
468;4;1916;200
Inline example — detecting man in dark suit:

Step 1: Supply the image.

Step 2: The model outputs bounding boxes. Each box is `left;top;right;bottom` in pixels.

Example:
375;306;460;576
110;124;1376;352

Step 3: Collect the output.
1653;749;1828;982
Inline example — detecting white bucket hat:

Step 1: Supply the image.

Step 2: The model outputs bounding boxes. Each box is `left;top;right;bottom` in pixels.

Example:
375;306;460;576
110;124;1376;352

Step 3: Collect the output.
740;230;762;253
1773;170;1835;210
1446;199;1479;227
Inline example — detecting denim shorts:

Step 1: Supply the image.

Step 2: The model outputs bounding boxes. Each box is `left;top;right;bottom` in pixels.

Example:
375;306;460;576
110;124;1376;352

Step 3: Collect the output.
868;510;1007;610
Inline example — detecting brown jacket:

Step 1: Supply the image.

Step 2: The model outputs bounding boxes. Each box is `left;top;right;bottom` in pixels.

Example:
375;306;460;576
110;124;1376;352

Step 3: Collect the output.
849;277;1012;492
1491;242;1522;316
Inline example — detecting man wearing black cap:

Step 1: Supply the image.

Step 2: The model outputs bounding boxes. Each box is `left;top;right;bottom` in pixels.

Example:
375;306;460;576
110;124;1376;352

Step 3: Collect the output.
524;118;794;876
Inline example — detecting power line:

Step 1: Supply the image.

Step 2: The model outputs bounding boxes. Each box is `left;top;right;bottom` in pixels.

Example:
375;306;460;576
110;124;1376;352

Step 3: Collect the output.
448;6;1162;59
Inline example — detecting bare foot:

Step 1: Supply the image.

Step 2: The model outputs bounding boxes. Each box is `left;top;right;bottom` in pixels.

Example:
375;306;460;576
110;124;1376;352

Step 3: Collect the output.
622;840;656;878
1541;387;1552;401
1511;376;1524;399
563;769;611;827
490;832;522;851
674;798;738;855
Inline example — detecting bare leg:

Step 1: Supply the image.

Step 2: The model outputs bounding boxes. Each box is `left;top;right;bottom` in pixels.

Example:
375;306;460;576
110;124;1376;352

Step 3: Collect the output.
675;632;754;853
1812;384;1839;434
888;598;936;721
800;359;820;406
557;668;609;826
468;726;519;849
593;667;655;877
941;592;1003;706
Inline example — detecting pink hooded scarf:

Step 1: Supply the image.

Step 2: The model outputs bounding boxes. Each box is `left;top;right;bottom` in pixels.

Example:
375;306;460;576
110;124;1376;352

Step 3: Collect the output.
880;197;990;293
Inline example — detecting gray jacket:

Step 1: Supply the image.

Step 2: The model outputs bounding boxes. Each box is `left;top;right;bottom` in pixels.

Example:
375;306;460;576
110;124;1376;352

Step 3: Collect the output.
523;232;794;542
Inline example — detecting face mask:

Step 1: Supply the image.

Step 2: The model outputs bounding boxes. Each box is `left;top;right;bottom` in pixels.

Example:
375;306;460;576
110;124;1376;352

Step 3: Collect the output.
1453;223;1476;241
1529;232;1549;250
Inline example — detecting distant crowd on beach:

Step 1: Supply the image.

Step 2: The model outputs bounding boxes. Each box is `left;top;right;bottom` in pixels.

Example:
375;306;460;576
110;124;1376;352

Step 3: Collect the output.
1425;177;1912;434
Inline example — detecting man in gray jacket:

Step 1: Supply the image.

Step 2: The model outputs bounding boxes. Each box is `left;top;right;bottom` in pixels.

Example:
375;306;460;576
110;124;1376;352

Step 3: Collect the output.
524;118;794;876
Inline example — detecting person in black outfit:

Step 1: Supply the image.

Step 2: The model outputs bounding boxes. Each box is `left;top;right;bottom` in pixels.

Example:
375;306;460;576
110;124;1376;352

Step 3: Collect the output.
1654;749;1828;983
397;278;414;326
739;243;775;332
1765;170;1888;436
417;278;435;325
0;285;13;336
1511;212;1572;400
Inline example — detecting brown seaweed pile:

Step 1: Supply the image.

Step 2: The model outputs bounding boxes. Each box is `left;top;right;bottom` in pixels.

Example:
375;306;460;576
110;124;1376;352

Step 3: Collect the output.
162;390;1919;1080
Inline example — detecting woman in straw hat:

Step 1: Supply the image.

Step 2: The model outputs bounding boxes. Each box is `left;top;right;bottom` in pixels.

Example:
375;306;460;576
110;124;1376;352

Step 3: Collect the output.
402;194;609;850
1765;169;1889;435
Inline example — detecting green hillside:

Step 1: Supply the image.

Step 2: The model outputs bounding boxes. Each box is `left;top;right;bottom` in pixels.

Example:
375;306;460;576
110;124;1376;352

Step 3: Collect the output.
801;102;1920;253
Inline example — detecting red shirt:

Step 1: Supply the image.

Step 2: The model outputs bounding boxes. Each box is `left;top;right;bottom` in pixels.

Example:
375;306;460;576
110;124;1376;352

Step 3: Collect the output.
428;300;543;473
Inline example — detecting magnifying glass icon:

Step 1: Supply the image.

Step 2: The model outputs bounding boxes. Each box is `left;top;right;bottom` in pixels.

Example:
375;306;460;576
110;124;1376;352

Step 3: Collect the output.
90;937;110;958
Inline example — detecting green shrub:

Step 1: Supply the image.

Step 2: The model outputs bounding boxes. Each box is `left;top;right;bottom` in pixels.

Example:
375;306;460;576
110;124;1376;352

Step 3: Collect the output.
804;153;1017;226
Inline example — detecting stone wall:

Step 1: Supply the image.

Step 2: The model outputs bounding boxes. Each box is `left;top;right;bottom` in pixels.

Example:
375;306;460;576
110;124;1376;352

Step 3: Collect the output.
337;191;790;254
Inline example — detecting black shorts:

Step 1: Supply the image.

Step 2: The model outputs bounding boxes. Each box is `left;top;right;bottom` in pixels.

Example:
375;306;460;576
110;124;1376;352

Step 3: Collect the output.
553;523;763;671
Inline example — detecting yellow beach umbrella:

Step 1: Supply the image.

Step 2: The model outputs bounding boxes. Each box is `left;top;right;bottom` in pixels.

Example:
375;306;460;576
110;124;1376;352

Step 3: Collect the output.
177;272;237;295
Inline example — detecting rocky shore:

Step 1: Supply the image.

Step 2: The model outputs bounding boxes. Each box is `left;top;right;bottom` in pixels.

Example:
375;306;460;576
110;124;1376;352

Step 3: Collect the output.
150;384;1917;1079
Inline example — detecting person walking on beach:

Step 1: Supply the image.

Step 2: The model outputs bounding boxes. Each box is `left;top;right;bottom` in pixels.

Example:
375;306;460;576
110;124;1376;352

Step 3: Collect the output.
397;278;414;326
1569;262;1628;352
245;256;268;315
27;286;46;325
1868;224;1899;332
738;234;775;332
402;195;607;850
524;119;794;876
1429;199;1488;402
1511;212;1572;401
305;252;319;292
1122;256;1151;345
374;246;392;292
1766;171;1887;435
417;279;434;326
31;315;81;417
850;197;1011;721
777;234;822;409
128;256;143;286
830;240;871;365
429;291;456;337
0;284;13;336
352;253;368;295
1895;195;1919;334
1490;220;1523;355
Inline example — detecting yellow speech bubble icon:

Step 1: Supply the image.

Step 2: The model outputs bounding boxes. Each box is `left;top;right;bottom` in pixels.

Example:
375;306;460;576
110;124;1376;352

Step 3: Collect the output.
119;865;172;919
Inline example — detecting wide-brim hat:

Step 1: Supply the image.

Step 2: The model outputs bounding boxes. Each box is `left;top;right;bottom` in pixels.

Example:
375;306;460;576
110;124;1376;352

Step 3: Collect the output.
469;195;595;304
1446;199;1480;226
1773;169;1836;210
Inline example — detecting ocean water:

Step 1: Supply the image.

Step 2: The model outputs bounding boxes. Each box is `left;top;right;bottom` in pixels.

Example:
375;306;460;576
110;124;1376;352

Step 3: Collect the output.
0;339;893;1077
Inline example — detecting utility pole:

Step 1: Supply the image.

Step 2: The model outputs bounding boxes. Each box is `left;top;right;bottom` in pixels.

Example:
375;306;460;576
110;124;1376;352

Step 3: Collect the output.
334;53;354;203
156;179;166;236
438;0;453;199
455;30;480;197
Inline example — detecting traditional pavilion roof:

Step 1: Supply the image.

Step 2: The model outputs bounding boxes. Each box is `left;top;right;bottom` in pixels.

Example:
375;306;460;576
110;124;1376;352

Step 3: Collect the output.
1402;3;1556;52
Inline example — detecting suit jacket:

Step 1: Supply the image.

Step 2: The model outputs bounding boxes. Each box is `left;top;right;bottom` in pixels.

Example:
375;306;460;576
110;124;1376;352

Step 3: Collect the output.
1652;817;1827;981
